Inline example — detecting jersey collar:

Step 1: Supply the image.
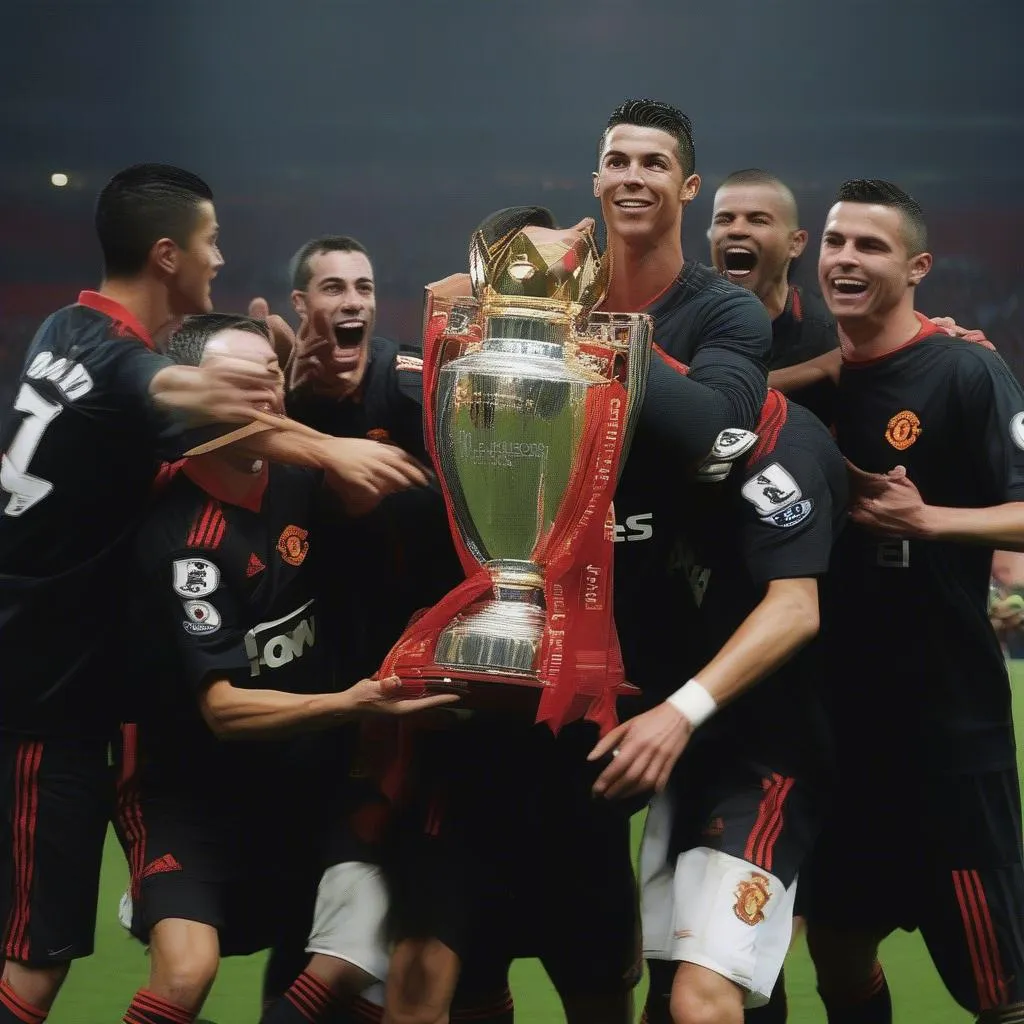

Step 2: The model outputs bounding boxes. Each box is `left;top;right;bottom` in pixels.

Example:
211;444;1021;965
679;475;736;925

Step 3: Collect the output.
77;291;155;350
841;312;943;368
183;458;269;513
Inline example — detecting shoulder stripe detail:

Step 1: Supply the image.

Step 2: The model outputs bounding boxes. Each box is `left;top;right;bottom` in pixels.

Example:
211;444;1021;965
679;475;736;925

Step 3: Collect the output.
187;499;226;549
748;389;788;463
652;342;690;376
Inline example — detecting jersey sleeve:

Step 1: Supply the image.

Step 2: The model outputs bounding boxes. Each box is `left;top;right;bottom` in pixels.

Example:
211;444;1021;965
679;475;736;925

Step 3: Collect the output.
736;438;844;585
390;349;429;459
138;529;253;693
953;348;1024;503
662;291;770;461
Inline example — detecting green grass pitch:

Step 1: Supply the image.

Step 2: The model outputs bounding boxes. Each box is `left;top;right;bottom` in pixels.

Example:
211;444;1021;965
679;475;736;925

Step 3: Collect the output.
52;665;1024;1022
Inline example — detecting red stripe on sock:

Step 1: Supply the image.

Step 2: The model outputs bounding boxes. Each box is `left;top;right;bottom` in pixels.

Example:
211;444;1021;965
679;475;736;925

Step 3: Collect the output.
0;979;47;1024
350;995;384;1023
130;988;195;1024
284;970;337;1020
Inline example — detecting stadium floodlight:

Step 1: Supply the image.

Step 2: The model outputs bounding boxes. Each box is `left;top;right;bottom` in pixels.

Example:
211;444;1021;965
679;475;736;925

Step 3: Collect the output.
50;172;69;187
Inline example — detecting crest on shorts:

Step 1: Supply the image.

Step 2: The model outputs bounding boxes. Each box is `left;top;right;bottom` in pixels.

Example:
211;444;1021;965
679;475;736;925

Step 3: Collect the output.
885;410;921;451
366;427;391;443
733;872;772;926
277;525;309;567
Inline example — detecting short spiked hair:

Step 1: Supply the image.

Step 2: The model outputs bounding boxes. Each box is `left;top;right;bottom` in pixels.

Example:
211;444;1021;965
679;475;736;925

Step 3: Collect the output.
834;178;927;255
601;99;695;176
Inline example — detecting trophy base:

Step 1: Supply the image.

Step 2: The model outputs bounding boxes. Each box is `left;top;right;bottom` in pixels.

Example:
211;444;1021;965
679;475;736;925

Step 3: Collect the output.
434;597;546;677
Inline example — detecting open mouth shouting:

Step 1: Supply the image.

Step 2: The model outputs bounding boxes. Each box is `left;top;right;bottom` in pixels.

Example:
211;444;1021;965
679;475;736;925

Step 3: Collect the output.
828;276;869;300
332;318;367;371
722;246;758;280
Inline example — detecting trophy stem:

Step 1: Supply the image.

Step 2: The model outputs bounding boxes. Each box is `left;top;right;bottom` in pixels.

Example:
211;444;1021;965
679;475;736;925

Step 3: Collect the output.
434;559;547;677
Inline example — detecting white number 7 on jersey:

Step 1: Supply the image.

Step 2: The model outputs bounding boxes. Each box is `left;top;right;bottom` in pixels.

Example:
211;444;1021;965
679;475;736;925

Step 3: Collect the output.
1;383;63;517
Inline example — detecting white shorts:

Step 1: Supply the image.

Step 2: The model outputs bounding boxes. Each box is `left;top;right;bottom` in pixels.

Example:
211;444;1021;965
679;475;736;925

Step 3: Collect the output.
639;790;797;1008
306;861;390;982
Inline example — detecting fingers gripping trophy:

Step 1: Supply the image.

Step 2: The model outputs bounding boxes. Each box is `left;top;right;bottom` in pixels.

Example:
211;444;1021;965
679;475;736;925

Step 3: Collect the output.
381;210;651;734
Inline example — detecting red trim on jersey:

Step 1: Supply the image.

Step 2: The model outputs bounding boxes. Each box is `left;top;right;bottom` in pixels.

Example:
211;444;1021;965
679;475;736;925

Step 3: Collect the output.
743;772;794;874
152;459;186;496
748;390;789;464
789;286;803;322
76;291;154;350
841;312;944;368
652;342;691;377
4;741;43;962
0;980;47;1024
596;273;678;314
183;458;268;513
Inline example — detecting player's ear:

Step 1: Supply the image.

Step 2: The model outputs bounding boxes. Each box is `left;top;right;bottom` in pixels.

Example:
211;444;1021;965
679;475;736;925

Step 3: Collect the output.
681;173;701;203
291;290;308;318
908;251;932;287
152;237;178;276
789;228;808;259
592;170;600;199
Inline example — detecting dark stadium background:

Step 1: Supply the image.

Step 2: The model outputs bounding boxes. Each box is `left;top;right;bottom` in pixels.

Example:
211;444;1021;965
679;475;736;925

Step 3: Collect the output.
1;2;1023;1019
2;0;1022;410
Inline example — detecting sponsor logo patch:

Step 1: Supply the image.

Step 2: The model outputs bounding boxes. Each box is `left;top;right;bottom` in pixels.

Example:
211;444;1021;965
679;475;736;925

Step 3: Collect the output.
741;463;802;517
277;525;309;567
767;498;814;528
172;558;220;598
244;599;316;677
182;599;221;635
733;872;772;926
885;410;921;451
710;428;758;461
1010;412;1024;451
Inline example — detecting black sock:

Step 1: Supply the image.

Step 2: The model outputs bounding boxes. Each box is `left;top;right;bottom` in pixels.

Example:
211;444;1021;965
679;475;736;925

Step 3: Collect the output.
746;968;788;1024
259;971;340;1023
451;988;514;1024
819;962;892;1024
0;979;47;1024
122;989;196;1024
641;961;675;1024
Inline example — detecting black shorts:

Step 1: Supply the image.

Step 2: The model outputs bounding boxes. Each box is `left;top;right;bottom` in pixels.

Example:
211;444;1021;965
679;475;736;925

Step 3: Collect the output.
384;718;641;999
114;725;321;958
0;731;112;965
668;753;821;889
802;769;1024;1013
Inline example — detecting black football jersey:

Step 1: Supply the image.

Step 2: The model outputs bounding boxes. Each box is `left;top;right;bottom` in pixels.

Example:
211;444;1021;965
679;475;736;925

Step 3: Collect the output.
287;337;462;675
0;292;179;734
636;261;771;464
770;285;838;425
133;462;338;793
681;393;846;777
828;316;1024;773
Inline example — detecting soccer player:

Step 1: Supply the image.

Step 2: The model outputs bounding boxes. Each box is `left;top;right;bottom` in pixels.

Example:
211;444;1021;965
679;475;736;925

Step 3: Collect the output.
589;378;847;1024
383;112;778;1017
708;168;838;423
0;164;430;1024
801;179;1024;1024
592;99;770;470
117;313;455;1024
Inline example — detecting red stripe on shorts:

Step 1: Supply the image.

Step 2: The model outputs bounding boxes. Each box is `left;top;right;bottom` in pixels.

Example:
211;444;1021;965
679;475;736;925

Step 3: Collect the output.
743;772;794;873
4;741;43;961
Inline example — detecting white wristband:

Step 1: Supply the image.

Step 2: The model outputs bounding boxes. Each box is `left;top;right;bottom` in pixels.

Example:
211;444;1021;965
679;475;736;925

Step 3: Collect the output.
666;679;717;728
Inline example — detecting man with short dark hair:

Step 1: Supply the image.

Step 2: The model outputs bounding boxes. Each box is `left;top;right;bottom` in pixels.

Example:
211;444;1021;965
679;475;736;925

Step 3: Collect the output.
0;164;430;1023
117;313;454;1024
803;179;1024;1024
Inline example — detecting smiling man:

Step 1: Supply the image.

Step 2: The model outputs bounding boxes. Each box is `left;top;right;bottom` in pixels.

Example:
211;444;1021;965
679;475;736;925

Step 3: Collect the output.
801;179;1024;1024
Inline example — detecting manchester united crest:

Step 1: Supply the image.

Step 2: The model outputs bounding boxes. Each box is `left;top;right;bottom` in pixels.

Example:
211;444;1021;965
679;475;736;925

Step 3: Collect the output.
277;525;309;567
733;872;772;926
885;410;922;451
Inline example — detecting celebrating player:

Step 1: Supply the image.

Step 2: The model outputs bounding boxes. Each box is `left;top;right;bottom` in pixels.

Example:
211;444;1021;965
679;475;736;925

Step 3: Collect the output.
590;381;847;1024
802;180;1024;1024
116;314;455;1024
708;168;838;423
0;163;433;1024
